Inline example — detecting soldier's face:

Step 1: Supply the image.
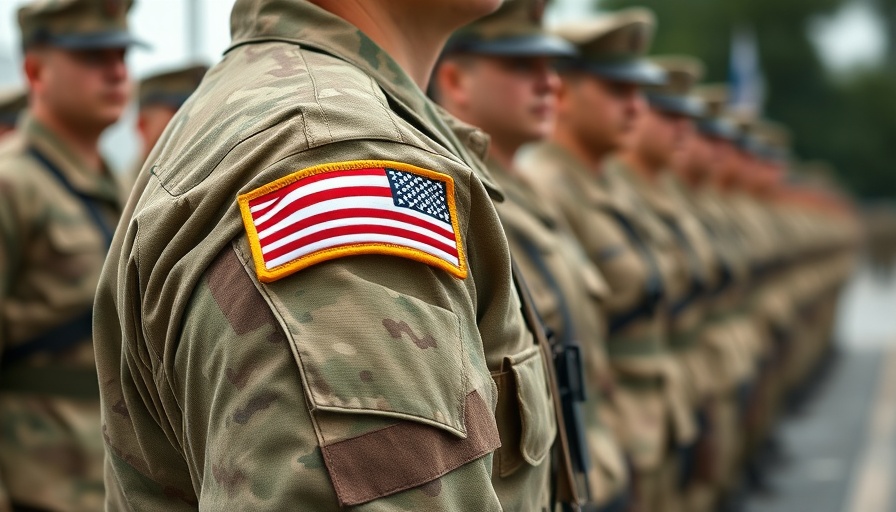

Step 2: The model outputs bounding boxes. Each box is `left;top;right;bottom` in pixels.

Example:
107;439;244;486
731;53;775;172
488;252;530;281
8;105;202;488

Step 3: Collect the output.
560;75;642;153
28;47;130;132
137;104;177;158
456;55;561;148
629;107;693;168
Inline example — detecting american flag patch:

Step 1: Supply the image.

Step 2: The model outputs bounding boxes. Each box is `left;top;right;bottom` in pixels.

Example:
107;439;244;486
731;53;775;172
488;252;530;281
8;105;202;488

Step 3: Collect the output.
238;161;467;283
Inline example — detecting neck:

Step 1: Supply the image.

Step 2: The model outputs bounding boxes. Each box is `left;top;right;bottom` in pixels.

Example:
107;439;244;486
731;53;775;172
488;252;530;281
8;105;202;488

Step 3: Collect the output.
488;139;520;175
619;151;663;183
318;1;470;90
32;103;104;172
552;123;608;174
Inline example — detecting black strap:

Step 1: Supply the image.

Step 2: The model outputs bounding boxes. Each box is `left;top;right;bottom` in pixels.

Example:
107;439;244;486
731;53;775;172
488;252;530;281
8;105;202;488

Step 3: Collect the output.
513;232;592;504
603;209;664;334
661;216;706;318
28;146;114;248
0;147;107;368
1;311;93;367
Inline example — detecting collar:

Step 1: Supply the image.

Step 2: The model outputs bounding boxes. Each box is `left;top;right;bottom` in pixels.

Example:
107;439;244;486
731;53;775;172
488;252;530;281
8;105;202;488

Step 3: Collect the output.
20;113;119;203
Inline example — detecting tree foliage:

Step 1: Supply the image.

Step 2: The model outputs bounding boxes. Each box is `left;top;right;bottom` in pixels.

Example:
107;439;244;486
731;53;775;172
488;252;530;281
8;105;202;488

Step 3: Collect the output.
600;0;896;199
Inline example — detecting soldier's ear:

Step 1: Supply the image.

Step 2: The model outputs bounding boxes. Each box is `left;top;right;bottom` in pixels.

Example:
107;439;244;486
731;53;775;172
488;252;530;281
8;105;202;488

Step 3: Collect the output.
433;57;474;110
22;49;46;92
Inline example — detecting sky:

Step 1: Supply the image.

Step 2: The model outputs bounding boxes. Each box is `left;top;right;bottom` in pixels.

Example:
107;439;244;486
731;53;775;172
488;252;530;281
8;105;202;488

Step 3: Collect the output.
0;0;888;171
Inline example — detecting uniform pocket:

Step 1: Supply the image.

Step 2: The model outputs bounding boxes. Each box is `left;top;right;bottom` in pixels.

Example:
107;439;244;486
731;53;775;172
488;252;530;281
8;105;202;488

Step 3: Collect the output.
492;345;557;477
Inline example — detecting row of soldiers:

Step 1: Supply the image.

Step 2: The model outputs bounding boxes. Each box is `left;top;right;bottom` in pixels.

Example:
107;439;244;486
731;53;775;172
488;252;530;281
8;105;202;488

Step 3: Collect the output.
0;0;860;511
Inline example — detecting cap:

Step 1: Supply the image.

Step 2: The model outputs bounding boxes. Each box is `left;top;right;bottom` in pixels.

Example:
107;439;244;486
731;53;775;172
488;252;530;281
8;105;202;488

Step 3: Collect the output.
18;0;147;50
553;8;666;85
444;0;576;58
0;87;27;127
693;83;739;141
752;119;792;163
644;55;705;118
138;63;208;110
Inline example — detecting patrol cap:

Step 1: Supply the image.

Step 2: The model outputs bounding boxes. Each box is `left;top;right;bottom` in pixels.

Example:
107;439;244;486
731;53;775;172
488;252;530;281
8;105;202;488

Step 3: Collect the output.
644;55;705;118
694;83;739;141
138;64;208;110
553;8;666;86
753;119;792;163
18;0;146;51
444;0;576;57
0;87;27;128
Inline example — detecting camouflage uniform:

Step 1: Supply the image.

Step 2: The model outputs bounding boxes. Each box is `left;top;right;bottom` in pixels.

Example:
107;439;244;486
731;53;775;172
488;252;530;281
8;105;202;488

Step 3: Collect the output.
95;1;559;510
437;2;629;507
129;63;209;185
0;1;140;510
0;88;26;137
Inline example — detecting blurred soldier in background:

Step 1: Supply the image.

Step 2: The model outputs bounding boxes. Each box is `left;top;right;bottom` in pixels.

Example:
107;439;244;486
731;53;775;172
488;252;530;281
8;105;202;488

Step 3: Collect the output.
612;56;730;512
93;0;572;510
0;0;141;510
0;87;27;139
131;63;208;178
521;8;694;512
433;0;631;509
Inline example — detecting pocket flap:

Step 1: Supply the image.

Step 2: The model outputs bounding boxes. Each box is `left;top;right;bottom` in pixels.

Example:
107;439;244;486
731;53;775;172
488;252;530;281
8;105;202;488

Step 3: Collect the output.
511;346;557;467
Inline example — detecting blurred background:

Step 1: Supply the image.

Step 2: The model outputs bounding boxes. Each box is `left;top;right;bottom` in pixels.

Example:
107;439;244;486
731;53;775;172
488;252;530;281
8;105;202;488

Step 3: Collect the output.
1;1;896;510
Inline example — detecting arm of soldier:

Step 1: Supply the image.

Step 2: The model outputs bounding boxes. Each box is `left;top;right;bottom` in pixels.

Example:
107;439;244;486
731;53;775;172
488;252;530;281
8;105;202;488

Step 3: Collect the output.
101;240;503;511
0;178;24;355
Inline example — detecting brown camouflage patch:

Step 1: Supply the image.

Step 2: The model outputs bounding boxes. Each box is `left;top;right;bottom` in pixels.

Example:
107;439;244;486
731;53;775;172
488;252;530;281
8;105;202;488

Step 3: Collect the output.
226;360;258;390
321;390;500;506
233;391;278;425
212;462;248;497
207;246;283;343
359;370;373;382
419;478;443;497
112;398;130;418
382;319;438;349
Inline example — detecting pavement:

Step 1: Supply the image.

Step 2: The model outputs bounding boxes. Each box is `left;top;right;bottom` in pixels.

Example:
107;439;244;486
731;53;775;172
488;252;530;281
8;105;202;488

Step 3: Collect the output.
743;262;896;512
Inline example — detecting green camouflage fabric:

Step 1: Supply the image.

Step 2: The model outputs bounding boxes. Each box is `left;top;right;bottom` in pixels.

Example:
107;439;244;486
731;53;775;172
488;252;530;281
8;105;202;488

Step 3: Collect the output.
0;88;26;131
487;158;629;506
94;0;558;510
0;114;123;511
520;142;680;474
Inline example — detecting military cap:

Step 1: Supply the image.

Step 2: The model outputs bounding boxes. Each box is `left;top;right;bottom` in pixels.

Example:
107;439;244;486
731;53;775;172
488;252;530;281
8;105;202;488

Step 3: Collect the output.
644;55;705;117
693;83;739;141
0;86;27;127
444;0;576;57
138;64;208;110
752;119;792;163
552;8;665;85
18;0;146;50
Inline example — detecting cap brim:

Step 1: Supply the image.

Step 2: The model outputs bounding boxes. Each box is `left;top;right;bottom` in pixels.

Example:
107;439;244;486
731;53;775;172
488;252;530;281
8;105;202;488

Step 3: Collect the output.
697;118;738;141
47;31;150;50
446;34;578;58
646;93;705;118
563;58;667;86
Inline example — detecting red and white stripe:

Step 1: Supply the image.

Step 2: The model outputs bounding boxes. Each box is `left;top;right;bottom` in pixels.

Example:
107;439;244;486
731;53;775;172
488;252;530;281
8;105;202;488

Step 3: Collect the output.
246;167;459;270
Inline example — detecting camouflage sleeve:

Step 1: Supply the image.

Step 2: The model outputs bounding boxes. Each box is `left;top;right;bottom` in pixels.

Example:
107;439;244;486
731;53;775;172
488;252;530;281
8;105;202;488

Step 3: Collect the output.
0;177;22;354
101;241;503;510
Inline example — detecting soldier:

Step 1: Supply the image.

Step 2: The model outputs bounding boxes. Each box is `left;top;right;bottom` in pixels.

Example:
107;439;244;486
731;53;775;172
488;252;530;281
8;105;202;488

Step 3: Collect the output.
0;0;142;510
432;1;630;510
520;9;696;512
94;0;570;510
0;87;27;139
612;56;732;512
132;64;208;176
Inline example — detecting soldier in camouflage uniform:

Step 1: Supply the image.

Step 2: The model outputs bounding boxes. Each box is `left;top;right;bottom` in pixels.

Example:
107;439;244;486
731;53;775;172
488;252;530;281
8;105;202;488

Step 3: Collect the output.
94;0;570;510
0;0;142;510
432;1;630;509
520;9;696;512
0;88;27;139
130;64;209;182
